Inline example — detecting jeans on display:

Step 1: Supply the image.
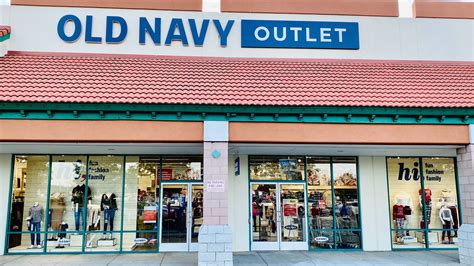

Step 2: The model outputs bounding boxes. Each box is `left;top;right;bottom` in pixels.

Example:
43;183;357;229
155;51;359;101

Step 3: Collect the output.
420;202;432;229
103;209;116;232
30;222;41;246
74;209;83;231
311;217;317;229
426;203;432;224
442;219;452;241
394;218;406;239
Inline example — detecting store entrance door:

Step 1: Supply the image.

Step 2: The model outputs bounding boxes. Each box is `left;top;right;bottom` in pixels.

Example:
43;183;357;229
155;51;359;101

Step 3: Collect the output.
250;183;308;251
159;183;204;252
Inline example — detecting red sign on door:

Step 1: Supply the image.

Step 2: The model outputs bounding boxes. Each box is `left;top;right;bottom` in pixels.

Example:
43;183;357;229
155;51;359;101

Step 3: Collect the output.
283;204;297;216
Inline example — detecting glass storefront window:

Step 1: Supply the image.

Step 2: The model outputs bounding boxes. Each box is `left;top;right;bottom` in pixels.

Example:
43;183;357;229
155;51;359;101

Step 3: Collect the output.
307;157;333;250
123;156;160;252
387;157;460;249
307;157;361;250
387;157;424;249
46;156;87;253
85;156;124;252
8;156;50;253
250;156;305;181
333;158;359;231
161;156;203;181
422;158;460;248
6;155;208;254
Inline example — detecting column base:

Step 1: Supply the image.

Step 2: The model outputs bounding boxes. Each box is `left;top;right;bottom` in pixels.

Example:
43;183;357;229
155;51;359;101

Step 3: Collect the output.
198;225;233;266
459;224;474;265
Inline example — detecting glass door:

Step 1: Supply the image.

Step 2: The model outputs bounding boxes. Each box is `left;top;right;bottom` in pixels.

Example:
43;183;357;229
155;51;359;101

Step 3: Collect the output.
279;184;307;250
250;183;307;251
189;184;203;251
159;183;203;252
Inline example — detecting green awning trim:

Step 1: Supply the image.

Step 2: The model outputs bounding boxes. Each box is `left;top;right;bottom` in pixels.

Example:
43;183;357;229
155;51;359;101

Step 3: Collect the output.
0;102;472;124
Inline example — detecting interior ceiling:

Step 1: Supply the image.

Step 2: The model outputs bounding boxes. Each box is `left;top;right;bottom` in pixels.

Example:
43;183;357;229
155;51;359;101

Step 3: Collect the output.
0;142;461;157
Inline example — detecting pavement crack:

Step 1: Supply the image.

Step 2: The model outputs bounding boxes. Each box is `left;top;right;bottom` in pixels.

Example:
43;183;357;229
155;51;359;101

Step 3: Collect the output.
159;252;165;265
256;252;269;266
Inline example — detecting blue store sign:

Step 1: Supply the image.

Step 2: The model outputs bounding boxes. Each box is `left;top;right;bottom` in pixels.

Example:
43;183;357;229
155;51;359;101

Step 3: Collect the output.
57;15;359;50
241;20;359;49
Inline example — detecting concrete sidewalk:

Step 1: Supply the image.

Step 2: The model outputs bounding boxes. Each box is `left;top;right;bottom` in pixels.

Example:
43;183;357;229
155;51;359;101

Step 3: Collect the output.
0;250;460;265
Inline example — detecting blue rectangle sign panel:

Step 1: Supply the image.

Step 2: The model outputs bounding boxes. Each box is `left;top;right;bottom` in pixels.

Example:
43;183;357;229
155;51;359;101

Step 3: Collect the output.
241;20;359;50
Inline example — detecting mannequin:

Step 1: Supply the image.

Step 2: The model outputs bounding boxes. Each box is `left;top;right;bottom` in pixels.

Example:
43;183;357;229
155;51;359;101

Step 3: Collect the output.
438;189;458;238
71;181;92;231
419;188;432;229
439;204;454;244
28;201;44;248
49;192;66;232
56;218;69;249
393;198;406;242
100;192;117;238
393;192;413;235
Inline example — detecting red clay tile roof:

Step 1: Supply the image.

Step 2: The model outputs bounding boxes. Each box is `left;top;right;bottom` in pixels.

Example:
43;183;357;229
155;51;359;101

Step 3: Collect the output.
0;54;473;108
0;26;11;38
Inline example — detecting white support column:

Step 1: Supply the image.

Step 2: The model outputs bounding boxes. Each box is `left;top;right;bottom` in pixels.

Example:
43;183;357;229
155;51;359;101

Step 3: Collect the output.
228;154;249;252
458;125;474;265
398;0;414;18
199;121;233;266
0;154;12;255
202;0;220;12
359;156;391;251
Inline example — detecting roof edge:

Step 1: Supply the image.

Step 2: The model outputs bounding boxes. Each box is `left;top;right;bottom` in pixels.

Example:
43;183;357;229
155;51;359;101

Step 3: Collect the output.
7;50;474;65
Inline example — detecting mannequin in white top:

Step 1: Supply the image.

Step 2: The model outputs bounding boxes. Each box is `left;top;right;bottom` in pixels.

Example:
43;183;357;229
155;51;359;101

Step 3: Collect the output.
439;204;454;244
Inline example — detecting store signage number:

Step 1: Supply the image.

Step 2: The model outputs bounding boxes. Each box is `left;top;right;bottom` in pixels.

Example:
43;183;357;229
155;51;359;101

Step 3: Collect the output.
56;15;359;50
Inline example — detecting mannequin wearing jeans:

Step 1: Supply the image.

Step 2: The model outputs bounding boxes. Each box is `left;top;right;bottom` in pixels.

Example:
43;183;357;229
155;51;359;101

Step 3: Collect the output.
392;202;406;241
101;193;118;237
28;202;44;248
439;205;454;244
419;188;432;229
72;184;92;231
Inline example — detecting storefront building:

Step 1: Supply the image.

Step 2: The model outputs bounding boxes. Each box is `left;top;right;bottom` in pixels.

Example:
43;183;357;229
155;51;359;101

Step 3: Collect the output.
0;0;473;265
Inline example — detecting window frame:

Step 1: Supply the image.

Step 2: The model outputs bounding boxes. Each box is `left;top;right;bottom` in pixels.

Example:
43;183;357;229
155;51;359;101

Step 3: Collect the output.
4;154;204;255
247;155;362;251
385;156;462;251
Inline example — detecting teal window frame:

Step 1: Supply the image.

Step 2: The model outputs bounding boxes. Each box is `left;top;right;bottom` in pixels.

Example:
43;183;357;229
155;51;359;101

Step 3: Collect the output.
247;155;363;252
4;154;204;255
385;156;462;251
